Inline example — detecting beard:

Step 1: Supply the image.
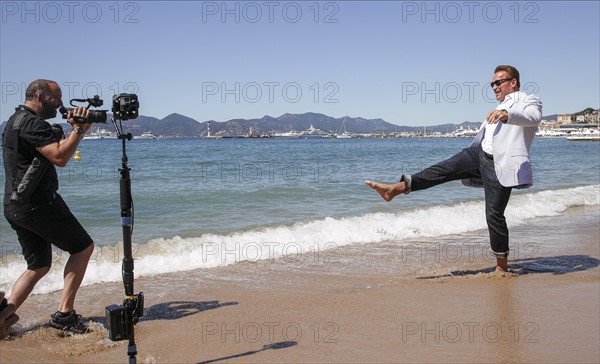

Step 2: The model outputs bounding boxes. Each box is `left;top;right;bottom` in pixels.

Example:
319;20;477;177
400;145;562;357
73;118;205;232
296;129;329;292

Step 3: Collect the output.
39;96;58;119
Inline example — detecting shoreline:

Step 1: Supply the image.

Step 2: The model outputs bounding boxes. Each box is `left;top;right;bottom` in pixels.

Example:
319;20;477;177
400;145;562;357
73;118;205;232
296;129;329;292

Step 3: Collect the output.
1;206;598;363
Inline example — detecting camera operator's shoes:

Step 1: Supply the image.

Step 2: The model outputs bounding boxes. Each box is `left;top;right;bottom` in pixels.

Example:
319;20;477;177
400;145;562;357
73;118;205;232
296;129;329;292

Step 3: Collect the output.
49;310;89;335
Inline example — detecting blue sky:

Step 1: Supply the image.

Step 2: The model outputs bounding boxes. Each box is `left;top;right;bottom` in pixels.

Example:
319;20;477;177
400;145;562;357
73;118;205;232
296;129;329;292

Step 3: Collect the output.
1;1;599;126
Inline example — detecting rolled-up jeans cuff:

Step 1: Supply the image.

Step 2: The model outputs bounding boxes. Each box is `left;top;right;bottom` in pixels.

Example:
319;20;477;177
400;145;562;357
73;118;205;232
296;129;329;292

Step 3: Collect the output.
400;175;412;194
490;249;509;258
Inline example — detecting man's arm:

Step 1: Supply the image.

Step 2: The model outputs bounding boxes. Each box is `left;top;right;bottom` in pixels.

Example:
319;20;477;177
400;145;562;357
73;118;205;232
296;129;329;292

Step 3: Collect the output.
504;93;542;127
37;107;91;167
486;93;542;127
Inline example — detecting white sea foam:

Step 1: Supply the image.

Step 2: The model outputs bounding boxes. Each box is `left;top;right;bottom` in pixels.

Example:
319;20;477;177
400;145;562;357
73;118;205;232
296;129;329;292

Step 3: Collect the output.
1;185;598;295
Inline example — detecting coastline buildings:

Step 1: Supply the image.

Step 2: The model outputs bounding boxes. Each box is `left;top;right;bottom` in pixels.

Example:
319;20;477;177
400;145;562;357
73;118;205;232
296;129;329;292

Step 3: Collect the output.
539;109;599;141
553;109;599;125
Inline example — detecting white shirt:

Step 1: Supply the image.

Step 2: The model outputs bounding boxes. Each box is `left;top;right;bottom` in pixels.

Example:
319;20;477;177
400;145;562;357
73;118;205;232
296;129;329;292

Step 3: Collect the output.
481;122;496;155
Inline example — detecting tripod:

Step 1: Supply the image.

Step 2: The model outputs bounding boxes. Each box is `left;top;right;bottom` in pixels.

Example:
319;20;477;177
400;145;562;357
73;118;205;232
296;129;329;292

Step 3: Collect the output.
111;116;144;364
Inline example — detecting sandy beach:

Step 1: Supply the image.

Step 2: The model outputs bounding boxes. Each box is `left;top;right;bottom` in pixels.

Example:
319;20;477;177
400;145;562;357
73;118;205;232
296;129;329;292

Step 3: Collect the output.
1;205;599;363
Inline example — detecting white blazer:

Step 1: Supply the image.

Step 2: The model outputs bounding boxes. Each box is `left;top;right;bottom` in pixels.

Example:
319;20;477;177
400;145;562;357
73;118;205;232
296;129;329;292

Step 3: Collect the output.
463;91;542;188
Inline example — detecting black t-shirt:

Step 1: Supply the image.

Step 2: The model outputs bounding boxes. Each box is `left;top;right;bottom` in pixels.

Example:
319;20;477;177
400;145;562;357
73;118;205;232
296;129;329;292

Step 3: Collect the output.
2;106;58;205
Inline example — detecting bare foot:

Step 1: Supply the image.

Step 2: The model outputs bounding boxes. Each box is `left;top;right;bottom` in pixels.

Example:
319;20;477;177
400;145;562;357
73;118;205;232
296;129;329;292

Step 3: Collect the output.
495;257;508;272
364;180;405;202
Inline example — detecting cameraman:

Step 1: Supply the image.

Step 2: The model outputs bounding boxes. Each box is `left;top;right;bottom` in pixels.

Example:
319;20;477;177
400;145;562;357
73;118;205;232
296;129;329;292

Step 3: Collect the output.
2;79;94;335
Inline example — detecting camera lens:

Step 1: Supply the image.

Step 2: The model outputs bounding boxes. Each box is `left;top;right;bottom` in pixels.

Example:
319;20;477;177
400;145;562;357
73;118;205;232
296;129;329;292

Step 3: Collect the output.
90;110;107;123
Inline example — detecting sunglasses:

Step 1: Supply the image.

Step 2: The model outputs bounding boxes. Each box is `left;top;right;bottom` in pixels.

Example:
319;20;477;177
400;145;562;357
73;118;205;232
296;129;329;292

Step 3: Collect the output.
490;78;513;88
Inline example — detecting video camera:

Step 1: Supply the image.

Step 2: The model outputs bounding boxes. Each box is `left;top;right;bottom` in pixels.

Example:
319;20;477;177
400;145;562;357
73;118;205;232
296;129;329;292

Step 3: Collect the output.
59;93;139;123
59;95;107;123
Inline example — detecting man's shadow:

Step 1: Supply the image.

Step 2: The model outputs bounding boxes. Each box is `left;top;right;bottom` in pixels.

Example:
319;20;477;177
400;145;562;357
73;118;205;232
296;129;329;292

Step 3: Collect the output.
417;254;599;279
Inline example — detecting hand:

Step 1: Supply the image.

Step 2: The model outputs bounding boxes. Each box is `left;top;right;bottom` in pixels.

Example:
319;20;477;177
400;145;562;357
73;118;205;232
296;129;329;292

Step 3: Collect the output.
67;107;92;133
486;109;508;124
0;292;19;340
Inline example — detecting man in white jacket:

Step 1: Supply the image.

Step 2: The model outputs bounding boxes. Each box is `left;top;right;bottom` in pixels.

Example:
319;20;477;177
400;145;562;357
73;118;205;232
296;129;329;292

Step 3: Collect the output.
365;65;542;272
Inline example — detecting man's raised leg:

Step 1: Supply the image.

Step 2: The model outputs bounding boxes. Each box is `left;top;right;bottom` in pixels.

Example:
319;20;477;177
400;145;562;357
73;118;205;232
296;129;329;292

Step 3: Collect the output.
364;180;405;202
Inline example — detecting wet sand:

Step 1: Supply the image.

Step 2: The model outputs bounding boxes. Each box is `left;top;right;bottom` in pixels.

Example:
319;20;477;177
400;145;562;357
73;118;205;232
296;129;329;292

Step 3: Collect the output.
1;206;599;363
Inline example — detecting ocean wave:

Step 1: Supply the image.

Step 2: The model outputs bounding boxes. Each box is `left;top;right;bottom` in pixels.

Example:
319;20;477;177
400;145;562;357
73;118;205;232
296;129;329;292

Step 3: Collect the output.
1;184;598;295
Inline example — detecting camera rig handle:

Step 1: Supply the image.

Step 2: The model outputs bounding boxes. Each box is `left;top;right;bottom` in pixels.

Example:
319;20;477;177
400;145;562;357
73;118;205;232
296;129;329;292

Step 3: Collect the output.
70;95;103;108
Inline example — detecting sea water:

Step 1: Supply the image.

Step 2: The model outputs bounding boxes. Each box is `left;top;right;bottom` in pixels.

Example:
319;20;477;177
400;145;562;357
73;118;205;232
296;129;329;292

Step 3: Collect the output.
1;137;598;294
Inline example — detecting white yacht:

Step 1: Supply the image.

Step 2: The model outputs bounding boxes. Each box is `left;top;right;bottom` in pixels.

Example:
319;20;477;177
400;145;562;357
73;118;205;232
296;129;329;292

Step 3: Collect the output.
451;126;479;138
137;132;157;140
567;128;600;142
271;130;302;139
300;124;333;138
536;129;568;138
85;127;117;140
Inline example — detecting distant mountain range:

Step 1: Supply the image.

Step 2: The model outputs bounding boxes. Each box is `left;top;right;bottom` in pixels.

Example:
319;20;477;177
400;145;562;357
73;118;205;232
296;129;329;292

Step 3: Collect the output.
0;111;579;138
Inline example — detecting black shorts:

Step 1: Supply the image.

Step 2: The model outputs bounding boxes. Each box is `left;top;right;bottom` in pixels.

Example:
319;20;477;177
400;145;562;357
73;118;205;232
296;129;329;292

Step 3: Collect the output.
4;194;94;270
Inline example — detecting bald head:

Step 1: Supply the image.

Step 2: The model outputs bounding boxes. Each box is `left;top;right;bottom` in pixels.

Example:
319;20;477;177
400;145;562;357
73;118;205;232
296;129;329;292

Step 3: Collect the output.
23;79;63;119
25;79;59;101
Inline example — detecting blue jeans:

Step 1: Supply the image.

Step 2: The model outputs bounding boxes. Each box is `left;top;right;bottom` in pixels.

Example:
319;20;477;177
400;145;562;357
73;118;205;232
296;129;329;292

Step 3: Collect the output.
404;145;512;257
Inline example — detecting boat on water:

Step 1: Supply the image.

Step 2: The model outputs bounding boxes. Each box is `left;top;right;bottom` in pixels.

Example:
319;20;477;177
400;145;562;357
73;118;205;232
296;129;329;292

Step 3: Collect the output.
137;132;158;140
566;128;600;142
451;126;479;138
85;127;117;140
536;129;569;138
335;132;352;139
271;124;332;139
335;116;352;139
300;124;333;138
271;130;303;139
